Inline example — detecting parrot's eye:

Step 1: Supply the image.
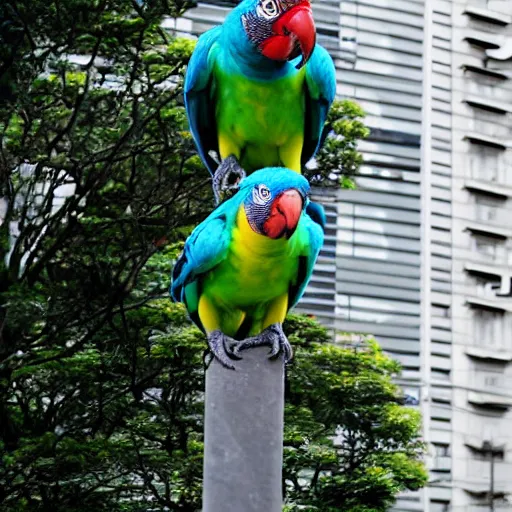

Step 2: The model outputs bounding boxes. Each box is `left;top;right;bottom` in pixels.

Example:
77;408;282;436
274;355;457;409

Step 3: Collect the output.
253;184;272;205
258;0;280;19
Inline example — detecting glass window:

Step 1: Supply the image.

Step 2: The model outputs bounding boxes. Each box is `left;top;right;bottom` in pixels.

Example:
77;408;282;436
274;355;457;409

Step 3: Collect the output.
472;234;506;263
475;195;502;223
467;146;506;184
433;443;450;456
473;309;505;348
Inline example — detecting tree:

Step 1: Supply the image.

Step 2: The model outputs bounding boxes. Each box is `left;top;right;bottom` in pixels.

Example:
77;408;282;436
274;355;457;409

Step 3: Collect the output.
283;315;427;511
0;0;424;510
313;99;370;190
1;0;209;509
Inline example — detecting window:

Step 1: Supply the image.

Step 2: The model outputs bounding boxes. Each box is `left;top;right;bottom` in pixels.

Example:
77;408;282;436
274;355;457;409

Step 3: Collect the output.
472;234;506;263
467;146;506;184
430;502;449;512
433;443;450;457
473;309;505;348
474;276;502;298
403;387;419;405
432;369;450;382
432;305;451;318
475;195;502;223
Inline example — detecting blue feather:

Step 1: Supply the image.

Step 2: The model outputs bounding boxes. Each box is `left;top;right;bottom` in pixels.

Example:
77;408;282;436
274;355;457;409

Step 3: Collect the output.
289;211;324;308
184;26;223;174
305;200;326;231
171;198;236;303
302;44;337;165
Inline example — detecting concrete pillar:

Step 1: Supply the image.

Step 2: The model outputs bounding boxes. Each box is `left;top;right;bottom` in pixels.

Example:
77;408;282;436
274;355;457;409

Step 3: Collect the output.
202;346;285;512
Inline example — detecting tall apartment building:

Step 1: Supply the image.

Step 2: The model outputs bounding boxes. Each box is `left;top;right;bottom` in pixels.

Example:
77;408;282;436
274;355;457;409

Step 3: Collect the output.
177;0;512;510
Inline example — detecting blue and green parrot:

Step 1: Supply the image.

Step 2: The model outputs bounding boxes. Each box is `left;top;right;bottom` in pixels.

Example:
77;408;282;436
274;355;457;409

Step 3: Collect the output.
171;166;324;369
184;0;337;203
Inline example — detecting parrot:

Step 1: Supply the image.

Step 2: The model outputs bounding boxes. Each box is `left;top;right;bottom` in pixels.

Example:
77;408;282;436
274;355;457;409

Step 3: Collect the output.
183;0;337;203
170;166;324;370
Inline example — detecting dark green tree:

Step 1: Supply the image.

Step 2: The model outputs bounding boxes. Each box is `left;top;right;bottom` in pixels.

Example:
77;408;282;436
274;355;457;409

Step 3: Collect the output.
283;315;427;511
1;1;208;509
313;99;370;189
0;1;424;511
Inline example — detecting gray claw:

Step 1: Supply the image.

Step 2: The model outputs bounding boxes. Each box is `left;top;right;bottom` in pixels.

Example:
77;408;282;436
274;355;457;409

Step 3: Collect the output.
232;324;293;363
213;155;246;205
268;324;293;362
207;330;242;371
280;334;293;362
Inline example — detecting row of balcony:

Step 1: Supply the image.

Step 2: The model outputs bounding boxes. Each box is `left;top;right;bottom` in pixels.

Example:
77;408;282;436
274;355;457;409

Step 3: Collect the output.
462;4;511;170
462;1;512;316
461;16;511;315
460;3;512;424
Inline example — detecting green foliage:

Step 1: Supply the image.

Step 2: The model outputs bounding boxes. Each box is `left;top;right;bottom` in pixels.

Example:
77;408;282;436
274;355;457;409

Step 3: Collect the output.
0;1;424;510
0;0;208;509
313;99;370;189
282;315;427;511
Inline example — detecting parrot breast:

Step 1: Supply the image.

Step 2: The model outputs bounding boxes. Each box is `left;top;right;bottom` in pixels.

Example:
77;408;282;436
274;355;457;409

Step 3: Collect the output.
200;207;305;335
214;63;306;172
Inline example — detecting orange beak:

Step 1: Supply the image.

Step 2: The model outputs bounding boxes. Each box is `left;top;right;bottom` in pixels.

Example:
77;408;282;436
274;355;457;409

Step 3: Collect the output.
263;189;304;239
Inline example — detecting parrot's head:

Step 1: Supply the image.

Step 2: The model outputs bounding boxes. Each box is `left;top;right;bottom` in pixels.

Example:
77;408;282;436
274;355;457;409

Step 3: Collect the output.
231;0;316;69
239;168;310;239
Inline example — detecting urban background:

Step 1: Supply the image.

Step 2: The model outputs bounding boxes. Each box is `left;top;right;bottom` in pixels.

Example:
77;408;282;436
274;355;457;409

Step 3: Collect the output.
2;0;512;510
176;0;512;509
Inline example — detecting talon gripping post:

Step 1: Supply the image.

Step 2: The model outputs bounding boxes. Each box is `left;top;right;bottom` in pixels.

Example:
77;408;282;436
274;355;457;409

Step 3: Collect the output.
170;167;323;370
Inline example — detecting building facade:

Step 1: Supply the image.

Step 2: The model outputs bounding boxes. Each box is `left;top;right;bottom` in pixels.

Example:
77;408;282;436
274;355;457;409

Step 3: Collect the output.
178;0;512;510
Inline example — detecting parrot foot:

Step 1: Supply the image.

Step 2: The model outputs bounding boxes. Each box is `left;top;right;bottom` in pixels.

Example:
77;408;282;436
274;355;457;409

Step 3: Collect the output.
213;155;246;205
207;330;242;371
233;324;293;363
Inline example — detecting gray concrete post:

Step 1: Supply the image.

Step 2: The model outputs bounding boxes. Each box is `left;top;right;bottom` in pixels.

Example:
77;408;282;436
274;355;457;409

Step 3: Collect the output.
202;346;285;512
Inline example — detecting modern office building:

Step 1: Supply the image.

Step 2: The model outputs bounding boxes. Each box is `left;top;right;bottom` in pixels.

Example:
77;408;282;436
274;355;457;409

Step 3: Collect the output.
179;0;512;510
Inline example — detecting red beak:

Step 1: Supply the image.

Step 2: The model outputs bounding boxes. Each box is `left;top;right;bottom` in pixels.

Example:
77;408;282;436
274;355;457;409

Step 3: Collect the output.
263;189;304;239
259;1;316;69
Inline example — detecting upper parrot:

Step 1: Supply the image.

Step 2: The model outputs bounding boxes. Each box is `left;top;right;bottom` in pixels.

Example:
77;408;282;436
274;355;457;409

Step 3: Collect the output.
171;166;324;369
184;0;336;201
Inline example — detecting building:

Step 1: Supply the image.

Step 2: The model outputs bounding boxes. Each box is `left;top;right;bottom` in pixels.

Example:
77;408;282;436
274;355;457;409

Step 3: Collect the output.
178;0;512;510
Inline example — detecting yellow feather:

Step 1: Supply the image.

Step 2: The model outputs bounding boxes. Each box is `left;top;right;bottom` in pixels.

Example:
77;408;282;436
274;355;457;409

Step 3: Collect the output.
199;207;300;337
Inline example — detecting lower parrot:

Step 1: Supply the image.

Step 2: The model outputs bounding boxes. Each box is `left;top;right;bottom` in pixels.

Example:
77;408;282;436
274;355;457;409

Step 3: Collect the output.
170;166;324;369
183;0;336;203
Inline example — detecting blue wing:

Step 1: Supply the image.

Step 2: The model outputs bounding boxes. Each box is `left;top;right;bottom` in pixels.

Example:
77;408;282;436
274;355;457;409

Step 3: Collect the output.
301;44;337;166
288;208;325;309
305;200;326;231
170;203;233;327
184;26;223;175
